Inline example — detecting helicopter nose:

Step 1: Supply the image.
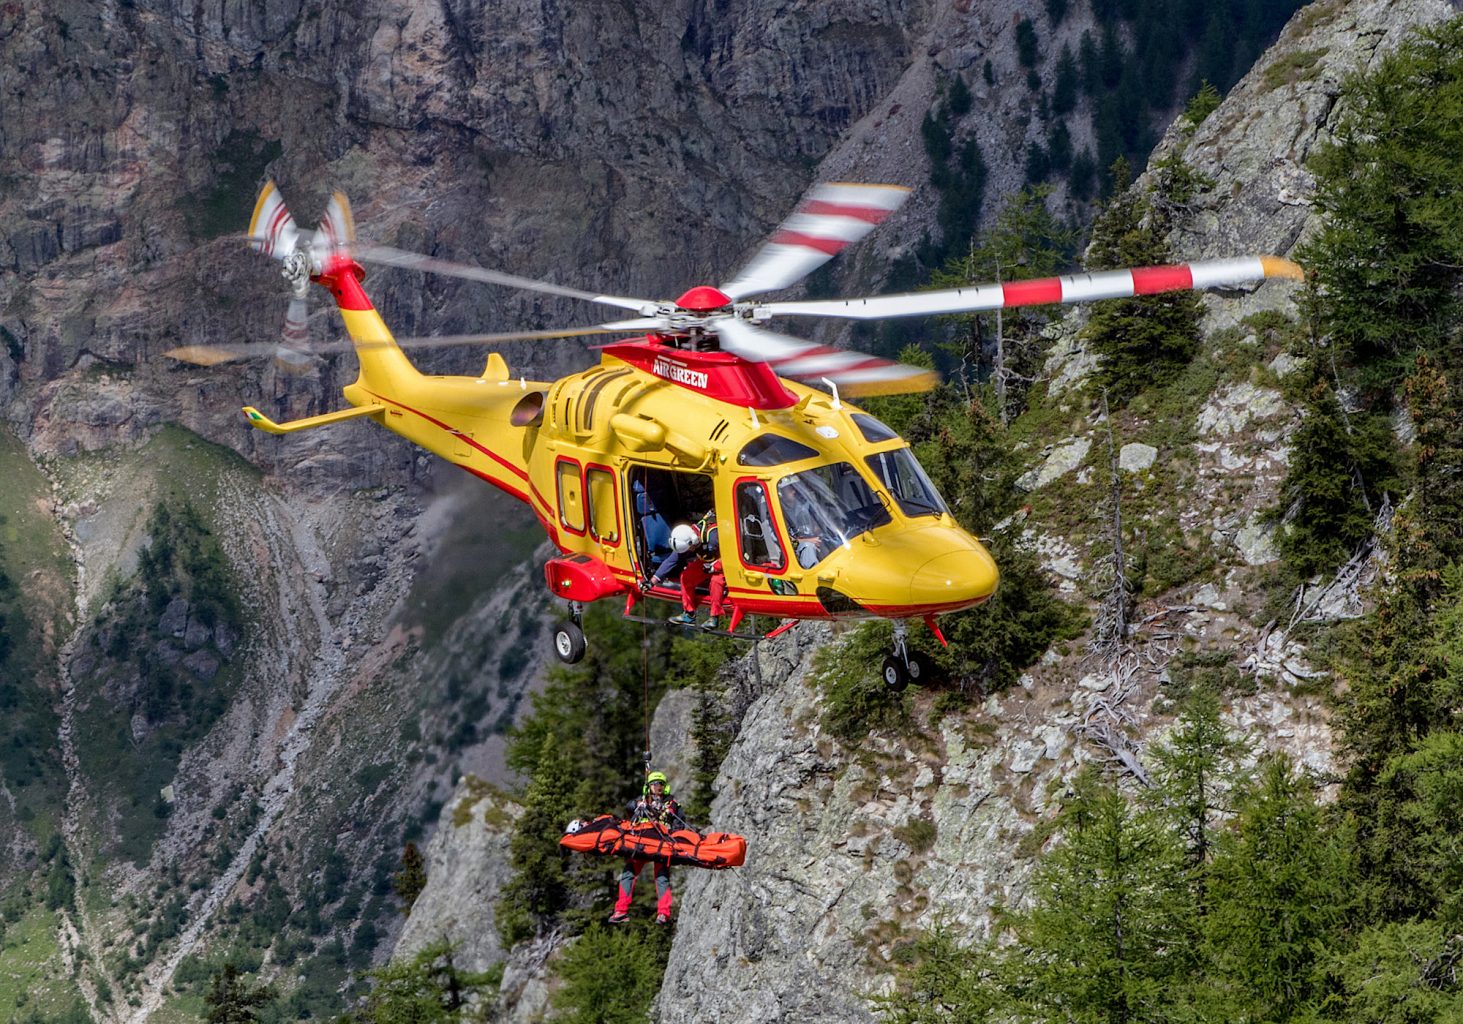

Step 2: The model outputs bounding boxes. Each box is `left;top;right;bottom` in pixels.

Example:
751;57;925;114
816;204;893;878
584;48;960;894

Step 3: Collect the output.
908;542;999;610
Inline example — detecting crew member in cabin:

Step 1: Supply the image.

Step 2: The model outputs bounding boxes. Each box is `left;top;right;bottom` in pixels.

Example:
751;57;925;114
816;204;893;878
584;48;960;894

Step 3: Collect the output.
641;511;726;630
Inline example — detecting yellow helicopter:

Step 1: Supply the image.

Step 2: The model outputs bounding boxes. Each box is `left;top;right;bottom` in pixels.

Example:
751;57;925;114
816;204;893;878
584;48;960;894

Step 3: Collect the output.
171;181;1301;689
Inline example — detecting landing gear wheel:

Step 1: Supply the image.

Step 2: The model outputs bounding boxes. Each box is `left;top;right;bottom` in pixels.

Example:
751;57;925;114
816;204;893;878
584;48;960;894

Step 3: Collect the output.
553;621;587;664
881;655;909;692
906;650;935;685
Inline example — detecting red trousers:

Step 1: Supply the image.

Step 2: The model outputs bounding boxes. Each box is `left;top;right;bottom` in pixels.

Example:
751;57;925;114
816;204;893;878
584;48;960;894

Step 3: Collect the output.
680;559;726;615
614;858;672;917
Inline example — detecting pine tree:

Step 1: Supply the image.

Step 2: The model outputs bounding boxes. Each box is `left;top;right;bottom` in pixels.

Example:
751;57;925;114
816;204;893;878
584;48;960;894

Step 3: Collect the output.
1081;159;1202;405
1272;378;1377;581
204;964;273;1024
1199;755;1354;1022
496;731;584;945
550;925;672;1024
932;186;1074;420
1302;19;1463;389
392;841;427;915
343;940;495;1023
1148;691;1250;901
1052;45;1079;113
1009;774;1190;1023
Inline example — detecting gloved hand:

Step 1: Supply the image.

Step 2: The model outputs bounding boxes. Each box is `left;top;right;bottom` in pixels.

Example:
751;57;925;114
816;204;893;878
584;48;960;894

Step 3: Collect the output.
639;577;656;593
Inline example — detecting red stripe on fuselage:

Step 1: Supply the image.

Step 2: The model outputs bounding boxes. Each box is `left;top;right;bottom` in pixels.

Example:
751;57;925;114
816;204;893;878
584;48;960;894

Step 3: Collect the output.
1131;265;1194;295
360;388;531;486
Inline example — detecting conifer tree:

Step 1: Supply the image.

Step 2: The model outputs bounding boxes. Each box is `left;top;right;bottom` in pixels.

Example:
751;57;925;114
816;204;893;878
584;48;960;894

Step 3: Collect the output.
1081;159;1201;405
1148;691;1249;903
497;731;583;945
204;964;273;1024
342;940;495;1023
1199;755;1354;1022
1009;774;1190;1023
391;841;427;915
1302;19;1463;388
1272;378;1376;581
933;186;1073;421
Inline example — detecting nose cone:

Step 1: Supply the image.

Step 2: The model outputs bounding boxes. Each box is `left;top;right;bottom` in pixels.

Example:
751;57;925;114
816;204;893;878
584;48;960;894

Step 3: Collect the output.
910;544;999;610
834;524;1000;616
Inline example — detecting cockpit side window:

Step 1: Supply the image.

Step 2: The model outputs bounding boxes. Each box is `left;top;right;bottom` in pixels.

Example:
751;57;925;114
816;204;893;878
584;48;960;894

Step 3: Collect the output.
735;481;785;571
738;434;819;467
776;462;891;567
865;448;949;519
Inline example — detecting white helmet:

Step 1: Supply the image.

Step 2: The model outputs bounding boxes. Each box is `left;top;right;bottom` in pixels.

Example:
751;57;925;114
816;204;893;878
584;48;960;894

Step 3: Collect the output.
565;818;584;834
671;523;698;553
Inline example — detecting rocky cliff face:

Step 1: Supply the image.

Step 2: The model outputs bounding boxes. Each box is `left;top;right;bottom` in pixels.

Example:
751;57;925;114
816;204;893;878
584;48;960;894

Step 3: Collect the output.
2;0;1162;1018
397;3;1459;1022
4;0;1454;1018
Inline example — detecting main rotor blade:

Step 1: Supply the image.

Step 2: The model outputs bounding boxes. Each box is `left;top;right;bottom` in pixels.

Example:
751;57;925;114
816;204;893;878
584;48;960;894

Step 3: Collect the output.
759;256;1305;320
164;322;659;366
720;183;910;302
711;318;936;397
353;244;652;313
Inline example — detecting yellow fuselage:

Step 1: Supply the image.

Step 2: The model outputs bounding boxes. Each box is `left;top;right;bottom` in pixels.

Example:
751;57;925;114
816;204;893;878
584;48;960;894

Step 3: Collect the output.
323;269;998;623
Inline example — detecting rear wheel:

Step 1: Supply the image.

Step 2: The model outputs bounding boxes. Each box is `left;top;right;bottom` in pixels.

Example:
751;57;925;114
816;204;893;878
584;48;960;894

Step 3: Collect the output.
881;655;908;692
553;621;587;664
906;650;935;685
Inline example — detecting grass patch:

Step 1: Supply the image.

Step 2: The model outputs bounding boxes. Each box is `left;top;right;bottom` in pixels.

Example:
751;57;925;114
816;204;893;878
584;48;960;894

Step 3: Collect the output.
1263;48;1329;91
894;817;939;855
0;906;86;1019
0;428;73;636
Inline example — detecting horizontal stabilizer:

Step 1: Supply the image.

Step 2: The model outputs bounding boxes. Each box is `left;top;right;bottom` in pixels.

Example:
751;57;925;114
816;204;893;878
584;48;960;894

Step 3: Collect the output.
242;403;384;435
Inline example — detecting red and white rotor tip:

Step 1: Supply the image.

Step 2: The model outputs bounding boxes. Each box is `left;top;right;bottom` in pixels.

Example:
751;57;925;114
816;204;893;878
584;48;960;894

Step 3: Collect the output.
721;182;911;301
247;180;356;276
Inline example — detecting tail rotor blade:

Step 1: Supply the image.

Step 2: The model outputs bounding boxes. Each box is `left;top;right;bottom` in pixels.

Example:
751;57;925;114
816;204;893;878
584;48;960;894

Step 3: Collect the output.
711;318;935;396
248;181;301;262
721;183;910;302
759;256;1305;320
274;294;315;373
309;191;357;272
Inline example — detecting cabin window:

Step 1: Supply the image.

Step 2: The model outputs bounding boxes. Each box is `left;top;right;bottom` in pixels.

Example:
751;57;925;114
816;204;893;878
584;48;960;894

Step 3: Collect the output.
865;448;948;519
556;458;586;534
587;466;620;545
776;462;890;567
735;481;785;571
851;413;899;444
738;433;819;467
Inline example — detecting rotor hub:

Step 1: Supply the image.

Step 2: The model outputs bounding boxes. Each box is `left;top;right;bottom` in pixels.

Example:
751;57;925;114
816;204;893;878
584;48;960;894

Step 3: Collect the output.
674;286;732;314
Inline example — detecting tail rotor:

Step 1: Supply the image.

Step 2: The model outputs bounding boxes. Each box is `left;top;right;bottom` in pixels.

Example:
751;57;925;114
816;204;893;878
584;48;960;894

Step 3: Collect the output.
245;182;358;373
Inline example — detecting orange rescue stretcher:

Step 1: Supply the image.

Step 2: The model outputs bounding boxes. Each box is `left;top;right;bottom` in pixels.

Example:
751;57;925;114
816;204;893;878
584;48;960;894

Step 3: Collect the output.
560;814;747;868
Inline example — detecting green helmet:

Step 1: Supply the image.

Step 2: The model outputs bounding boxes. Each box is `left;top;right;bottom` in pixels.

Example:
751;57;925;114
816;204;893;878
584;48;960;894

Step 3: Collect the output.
644;771;671;795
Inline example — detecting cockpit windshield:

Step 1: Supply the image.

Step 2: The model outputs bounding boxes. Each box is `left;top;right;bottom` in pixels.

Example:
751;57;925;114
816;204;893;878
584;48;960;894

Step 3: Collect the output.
776;462;891;568
865;447;948;518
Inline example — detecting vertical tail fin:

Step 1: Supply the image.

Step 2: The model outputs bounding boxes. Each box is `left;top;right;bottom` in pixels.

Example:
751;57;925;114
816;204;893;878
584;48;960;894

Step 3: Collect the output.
248;181;421;394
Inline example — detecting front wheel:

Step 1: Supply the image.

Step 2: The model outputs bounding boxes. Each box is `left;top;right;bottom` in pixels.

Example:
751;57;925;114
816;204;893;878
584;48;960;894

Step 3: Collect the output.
553;621;587;664
881;655;908;692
